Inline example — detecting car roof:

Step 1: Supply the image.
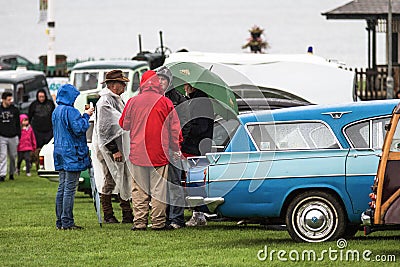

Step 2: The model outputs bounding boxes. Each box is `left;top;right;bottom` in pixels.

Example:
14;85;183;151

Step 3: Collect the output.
0;54;22;58
225;100;399;152
238;99;399;126
237;98;310;113
0;70;46;83
231;84;310;103
71;60;148;71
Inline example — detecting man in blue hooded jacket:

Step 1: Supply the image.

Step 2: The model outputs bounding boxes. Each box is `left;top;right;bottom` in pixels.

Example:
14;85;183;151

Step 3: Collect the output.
52;84;94;230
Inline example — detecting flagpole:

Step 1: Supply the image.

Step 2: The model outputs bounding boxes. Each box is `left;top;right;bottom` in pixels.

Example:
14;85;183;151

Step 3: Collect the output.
387;0;394;99
47;0;56;76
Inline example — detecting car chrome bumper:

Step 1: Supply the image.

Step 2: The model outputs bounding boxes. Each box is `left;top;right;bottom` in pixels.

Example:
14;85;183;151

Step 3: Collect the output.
185;196;224;213
361;212;371;226
38;170;59;182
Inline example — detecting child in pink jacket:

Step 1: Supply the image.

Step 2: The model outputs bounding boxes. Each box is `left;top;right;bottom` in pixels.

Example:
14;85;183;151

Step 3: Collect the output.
17;114;36;177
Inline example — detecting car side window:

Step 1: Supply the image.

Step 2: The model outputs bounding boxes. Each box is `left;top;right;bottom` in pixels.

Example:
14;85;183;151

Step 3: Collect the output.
248;122;339;151
16;56;30;66
86;120;94;142
390;120;400;152
73;72;99;91
132;72;140;93
372;118;390;148
345;121;369;148
4;57;17;66
344;117;390;149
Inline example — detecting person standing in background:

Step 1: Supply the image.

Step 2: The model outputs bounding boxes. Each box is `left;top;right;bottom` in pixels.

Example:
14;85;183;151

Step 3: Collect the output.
29;89;55;170
28;89;55;148
0;92;20;182
17;114;36;177
182;83;214;227
52;84;94;230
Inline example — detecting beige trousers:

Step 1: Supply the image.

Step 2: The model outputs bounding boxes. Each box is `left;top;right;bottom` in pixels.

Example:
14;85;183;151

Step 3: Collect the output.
131;165;168;229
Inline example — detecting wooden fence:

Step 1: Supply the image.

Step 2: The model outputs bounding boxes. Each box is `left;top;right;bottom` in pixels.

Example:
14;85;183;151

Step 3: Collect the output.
355;65;400;100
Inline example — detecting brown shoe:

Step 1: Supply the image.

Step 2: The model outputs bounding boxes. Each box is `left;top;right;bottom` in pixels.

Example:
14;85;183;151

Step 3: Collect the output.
62;225;84;230
121;211;134;223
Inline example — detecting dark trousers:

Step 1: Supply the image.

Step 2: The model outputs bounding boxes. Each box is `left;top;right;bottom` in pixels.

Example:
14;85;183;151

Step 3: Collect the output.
17;151;31;173
166;162;185;226
34;130;53;148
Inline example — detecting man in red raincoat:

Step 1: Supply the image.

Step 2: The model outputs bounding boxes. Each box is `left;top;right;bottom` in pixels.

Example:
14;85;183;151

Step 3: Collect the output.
119;70;182;230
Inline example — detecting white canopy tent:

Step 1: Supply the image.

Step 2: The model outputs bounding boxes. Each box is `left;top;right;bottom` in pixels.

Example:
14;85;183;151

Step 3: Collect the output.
164;52;356;104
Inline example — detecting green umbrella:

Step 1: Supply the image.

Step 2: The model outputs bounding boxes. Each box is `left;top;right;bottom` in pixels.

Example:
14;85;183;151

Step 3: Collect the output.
165;62;238;119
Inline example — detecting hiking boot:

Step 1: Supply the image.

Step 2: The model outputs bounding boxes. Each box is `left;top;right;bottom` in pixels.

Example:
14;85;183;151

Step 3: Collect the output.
0;176;5;182
120;197;133;223
62;225;84;230
9;175;14;180
186;212;207;227
104;215;119;224
121;211;134;224
102;194;119;223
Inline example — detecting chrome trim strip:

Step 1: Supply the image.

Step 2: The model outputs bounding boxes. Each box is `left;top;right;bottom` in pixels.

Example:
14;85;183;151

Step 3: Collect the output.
206;151;350;165
346;173;377;177
204;173;376;182
206;148;346;157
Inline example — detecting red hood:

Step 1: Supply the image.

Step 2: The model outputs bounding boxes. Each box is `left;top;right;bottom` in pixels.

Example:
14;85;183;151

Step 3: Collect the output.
140;70;163;94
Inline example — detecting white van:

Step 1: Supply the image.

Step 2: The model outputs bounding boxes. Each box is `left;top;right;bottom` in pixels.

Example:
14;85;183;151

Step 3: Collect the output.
69;60;149;111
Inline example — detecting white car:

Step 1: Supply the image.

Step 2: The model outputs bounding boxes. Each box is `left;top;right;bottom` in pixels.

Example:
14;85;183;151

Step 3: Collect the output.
38;120;94;195
38;137;58;182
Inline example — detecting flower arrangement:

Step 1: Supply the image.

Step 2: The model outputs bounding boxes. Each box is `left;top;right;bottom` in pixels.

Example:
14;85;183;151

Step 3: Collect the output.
242;25;269;53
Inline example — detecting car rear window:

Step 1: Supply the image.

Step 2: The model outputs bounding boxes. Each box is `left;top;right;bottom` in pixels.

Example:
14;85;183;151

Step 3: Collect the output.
212;118;240;151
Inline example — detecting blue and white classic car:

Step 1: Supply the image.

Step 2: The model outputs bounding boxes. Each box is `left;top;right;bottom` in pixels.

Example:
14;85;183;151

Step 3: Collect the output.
185;100;400;242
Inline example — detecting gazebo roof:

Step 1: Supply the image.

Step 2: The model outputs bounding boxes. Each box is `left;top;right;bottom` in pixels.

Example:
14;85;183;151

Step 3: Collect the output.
322;0;400;20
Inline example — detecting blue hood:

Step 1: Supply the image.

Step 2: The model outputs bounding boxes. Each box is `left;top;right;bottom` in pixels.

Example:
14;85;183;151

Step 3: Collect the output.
56;84;80;106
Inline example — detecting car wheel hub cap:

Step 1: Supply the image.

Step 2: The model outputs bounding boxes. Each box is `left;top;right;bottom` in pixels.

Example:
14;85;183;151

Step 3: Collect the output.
305;210;325;229
295;200;336;241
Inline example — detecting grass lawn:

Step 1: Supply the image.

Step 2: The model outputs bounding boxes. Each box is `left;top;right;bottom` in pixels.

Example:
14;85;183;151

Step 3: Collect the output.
0;171;399;267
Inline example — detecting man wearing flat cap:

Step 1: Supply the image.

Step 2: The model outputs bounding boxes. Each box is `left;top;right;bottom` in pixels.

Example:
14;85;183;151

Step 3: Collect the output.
92;70;134;224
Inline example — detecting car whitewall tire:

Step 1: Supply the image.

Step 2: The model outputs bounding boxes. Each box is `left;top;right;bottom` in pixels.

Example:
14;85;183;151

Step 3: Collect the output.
286;191;346;243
